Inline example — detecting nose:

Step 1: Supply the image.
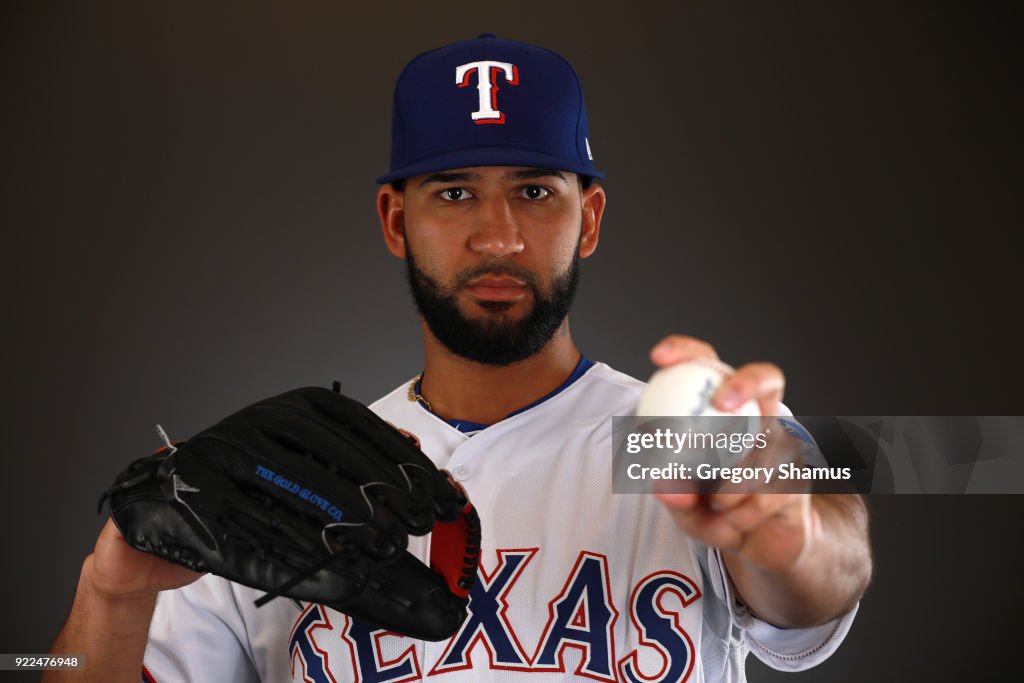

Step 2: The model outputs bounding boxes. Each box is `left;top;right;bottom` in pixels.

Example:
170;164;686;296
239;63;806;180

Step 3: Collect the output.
467;196;524;258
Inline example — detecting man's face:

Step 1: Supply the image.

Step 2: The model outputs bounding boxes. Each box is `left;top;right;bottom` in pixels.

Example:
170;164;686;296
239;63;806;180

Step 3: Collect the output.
379;166;603;366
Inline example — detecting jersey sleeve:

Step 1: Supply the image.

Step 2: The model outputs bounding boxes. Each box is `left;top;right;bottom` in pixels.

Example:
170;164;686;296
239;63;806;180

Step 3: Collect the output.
143;575;259;683
698;544;858;672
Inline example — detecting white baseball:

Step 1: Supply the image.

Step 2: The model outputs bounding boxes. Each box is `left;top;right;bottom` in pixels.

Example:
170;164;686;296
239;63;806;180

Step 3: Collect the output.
637;359;760;418
636;359;761;469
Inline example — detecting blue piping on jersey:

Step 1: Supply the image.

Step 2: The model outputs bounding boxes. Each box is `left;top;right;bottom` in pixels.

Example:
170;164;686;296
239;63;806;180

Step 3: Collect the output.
414;355;595;434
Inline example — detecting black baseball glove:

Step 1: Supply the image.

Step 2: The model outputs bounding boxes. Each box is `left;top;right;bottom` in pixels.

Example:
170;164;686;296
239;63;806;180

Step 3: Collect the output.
99;386;481;641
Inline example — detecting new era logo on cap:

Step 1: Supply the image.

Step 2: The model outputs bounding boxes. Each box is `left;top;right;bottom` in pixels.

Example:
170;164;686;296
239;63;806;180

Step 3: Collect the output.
377;34;603;184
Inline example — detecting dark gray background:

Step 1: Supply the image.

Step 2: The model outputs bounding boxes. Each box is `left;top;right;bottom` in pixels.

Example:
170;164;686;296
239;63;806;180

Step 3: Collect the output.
3;1;1021;680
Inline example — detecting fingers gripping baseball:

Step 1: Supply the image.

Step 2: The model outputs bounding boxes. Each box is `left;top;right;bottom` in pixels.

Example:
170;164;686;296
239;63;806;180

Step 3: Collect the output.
716;362;785;417
650;335;719;366
646;335;800;567
649;335;784;416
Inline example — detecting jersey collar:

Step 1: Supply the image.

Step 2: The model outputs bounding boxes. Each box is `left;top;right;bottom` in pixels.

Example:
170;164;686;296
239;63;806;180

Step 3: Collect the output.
412;355;595;435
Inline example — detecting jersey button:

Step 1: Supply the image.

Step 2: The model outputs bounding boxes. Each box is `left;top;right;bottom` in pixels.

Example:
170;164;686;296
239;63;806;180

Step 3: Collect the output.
451;464;470;481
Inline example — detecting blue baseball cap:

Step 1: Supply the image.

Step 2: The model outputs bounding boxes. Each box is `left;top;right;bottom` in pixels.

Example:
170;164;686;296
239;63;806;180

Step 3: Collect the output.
376;34;603;184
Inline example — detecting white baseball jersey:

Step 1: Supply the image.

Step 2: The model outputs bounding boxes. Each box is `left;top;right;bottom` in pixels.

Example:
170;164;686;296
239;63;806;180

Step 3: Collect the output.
143;362;856;682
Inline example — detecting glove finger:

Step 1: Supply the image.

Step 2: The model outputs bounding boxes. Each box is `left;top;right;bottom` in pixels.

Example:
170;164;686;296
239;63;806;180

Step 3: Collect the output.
109;452;377;605
400;461;467;523
290;388;467;525
180;434;409;562
254;417;438;535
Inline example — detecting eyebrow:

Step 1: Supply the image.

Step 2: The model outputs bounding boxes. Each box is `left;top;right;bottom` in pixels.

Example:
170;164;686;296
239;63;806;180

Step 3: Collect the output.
419;171;480;187
505;168;569;184
418;168;569;187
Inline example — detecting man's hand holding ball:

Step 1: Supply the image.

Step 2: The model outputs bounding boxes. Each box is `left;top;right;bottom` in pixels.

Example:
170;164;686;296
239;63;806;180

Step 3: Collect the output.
640;335;812;573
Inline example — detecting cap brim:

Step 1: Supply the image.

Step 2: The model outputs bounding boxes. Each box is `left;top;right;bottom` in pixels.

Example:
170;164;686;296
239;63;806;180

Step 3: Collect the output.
376;146;604;184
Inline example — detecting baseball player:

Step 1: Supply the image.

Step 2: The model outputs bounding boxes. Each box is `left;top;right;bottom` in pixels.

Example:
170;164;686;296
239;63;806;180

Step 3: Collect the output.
46;34;871;682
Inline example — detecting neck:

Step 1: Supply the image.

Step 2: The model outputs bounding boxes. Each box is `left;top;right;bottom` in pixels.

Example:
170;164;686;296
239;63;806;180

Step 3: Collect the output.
418;319;581;425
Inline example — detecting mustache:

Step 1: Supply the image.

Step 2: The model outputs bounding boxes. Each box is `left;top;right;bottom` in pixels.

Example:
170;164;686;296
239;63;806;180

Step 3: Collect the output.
453;263;540;289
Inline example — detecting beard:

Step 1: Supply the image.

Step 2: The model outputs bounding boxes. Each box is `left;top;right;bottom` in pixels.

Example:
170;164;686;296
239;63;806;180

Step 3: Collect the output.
405;243;580;367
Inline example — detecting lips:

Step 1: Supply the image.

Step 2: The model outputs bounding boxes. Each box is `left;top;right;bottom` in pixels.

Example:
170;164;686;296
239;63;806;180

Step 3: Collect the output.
465;276;527;302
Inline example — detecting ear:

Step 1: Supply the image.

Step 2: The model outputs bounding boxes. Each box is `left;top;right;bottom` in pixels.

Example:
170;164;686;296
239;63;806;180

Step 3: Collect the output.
377;184;407;259
578;182;606;259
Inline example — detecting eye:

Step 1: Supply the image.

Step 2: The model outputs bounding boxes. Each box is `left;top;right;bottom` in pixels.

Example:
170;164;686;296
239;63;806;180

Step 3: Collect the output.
439;187;471;201
521;185;552;200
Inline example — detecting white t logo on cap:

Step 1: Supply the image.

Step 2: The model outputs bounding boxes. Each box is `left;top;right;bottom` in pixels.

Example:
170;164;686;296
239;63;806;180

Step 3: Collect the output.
455;61;519;124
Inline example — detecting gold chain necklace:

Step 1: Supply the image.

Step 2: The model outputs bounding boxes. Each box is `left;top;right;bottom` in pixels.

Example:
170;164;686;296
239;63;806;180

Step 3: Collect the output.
407;373;433;412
